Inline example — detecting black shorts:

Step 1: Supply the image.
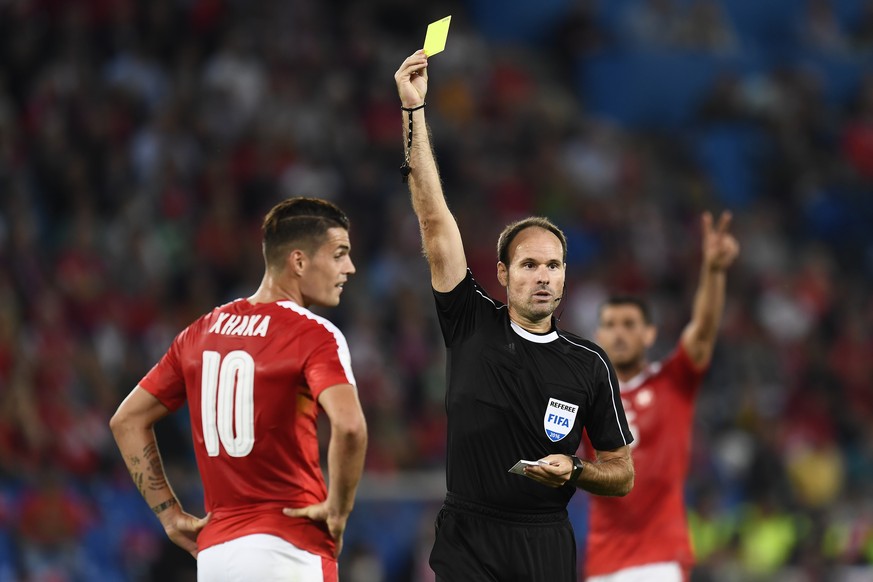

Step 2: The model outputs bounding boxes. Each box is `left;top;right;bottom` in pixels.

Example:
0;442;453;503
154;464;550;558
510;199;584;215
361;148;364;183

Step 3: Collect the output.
429;493;577;582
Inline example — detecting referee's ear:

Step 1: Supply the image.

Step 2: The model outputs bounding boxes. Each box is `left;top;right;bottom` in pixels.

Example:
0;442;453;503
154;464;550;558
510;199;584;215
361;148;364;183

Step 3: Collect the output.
497;262;508;288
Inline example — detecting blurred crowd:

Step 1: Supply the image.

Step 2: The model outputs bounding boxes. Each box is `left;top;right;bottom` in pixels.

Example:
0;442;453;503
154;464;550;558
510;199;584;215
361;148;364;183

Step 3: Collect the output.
0;0;871;580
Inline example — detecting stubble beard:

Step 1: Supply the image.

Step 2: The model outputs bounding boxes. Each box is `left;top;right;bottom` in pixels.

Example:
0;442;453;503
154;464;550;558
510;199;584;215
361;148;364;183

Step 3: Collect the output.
516;297;556;324
611;352;646;376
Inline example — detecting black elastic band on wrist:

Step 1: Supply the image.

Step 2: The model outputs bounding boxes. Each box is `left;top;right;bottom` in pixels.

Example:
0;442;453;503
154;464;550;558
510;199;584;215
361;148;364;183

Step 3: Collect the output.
399;102;425;182
567;455;584;487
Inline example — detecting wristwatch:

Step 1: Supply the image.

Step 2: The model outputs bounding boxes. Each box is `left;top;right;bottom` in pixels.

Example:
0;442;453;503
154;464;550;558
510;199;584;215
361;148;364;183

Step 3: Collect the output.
567;455;584;486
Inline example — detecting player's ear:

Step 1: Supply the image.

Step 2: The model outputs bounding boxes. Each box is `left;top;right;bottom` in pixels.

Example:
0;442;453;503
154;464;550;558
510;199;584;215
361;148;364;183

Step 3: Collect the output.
288;249;307;276
497;262;508;288
643;324;657;348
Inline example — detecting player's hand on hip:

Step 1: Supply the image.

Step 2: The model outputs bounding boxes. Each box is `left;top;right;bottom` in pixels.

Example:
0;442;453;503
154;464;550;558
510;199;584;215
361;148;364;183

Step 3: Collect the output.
164;510;212;558
284;502;348;557
325;514;347;557
522;454;574;488
395;50;428;108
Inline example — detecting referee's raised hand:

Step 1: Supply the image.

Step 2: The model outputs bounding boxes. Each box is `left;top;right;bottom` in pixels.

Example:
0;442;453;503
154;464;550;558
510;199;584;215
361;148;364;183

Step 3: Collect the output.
395;50;429;108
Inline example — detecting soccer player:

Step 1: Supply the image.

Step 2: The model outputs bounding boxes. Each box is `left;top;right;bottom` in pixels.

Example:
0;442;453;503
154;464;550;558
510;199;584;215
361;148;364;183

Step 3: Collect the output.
110;197;368;582
395;50;635;582
583;211;740;582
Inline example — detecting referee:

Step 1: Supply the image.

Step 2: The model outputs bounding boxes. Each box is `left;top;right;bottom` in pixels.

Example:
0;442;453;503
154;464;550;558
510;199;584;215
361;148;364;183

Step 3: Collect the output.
395;51;635;581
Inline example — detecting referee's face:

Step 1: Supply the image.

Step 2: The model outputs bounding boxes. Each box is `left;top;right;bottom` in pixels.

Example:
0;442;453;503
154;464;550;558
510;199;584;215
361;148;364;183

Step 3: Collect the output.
498;227;566;327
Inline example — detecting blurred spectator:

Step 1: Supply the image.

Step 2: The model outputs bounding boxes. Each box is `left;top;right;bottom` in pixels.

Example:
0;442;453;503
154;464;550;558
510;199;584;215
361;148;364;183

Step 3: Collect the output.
201;29;266;141
736;495;808;580
622;0;684;49
551;0;608;75
852;0;873;50
841;75;873;181
674;0;739;55
687;487;738;580
697;73;753;124
16;469;91;581
795;0;850;54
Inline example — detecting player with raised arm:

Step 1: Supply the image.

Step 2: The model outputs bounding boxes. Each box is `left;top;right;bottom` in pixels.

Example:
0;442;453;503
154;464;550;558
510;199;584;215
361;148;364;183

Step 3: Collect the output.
583;211;740;582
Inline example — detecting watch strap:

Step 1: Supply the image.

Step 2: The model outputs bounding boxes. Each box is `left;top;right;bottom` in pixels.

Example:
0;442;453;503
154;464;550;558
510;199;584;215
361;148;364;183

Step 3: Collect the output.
568;455;584;486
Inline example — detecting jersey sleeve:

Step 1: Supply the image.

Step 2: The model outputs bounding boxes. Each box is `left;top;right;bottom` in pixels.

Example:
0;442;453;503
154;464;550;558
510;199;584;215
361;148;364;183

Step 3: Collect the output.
585;346;634;451
663;340;708;399
304;325;356;401
138;329;188;412
433;270;500;347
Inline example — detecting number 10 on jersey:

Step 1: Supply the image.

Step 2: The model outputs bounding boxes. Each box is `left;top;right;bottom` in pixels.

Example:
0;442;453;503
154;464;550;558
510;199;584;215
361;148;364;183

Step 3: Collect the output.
201;350;256;457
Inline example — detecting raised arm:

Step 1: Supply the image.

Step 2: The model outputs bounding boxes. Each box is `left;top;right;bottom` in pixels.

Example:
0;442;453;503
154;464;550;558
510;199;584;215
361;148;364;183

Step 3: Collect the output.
680;211;740;369
110;387;211;557
284;384;367;558
394;50;467;292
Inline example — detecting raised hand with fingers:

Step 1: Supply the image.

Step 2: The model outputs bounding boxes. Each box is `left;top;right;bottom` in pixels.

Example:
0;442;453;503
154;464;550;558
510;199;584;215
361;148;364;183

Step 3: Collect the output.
702;211;740;272
680;210;741;368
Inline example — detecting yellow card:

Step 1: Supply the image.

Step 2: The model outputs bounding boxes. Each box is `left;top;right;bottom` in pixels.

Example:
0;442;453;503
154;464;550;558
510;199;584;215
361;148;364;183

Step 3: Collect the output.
423;15;451;56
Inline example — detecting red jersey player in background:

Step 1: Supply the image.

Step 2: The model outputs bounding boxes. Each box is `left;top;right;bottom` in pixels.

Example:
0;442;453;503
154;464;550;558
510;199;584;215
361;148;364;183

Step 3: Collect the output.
110;197;368;582
583;211;740;582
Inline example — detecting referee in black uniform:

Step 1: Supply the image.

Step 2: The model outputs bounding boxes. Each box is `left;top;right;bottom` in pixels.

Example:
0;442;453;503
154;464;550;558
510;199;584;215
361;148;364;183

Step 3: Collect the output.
395;51;636;581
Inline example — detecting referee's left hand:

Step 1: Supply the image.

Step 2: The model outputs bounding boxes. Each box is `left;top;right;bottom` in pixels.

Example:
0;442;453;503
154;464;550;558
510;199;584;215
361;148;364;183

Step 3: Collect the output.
522;454;574;488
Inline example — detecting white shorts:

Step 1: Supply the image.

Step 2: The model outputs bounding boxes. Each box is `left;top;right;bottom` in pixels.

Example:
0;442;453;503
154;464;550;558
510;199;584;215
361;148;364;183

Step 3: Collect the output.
587;561;683;582
197;534;337;582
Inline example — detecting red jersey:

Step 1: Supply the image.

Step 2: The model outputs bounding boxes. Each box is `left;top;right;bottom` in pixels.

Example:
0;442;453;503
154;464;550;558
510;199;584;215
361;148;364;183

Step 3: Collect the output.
139;299;356;560
583;342;706;578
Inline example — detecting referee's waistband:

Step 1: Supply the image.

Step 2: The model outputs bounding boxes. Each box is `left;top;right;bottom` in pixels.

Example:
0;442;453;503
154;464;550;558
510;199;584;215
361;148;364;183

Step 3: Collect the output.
443;492;568;525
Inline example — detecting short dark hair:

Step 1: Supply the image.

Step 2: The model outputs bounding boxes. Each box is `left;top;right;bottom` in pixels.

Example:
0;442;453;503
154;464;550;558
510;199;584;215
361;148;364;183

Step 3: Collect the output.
262;197;350;269
600;295;653;324
496;217;568;265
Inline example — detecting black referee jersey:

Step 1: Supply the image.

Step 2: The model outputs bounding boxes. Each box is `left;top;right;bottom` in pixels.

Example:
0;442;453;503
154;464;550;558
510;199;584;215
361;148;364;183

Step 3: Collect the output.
433;270;633;512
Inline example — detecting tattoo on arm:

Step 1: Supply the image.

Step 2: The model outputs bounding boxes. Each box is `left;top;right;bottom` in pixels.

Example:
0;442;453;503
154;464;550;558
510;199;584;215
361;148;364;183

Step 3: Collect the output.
143;442;169;491
151;498;178;515
132;471;145;496
125;453;147;496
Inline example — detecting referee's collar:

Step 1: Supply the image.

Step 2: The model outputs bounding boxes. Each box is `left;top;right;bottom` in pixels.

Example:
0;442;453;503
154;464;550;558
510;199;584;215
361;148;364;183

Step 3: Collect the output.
510;321;558;343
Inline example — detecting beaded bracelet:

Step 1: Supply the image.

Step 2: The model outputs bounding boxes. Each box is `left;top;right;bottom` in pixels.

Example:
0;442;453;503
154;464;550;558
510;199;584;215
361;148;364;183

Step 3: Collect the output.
400;102;426;182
